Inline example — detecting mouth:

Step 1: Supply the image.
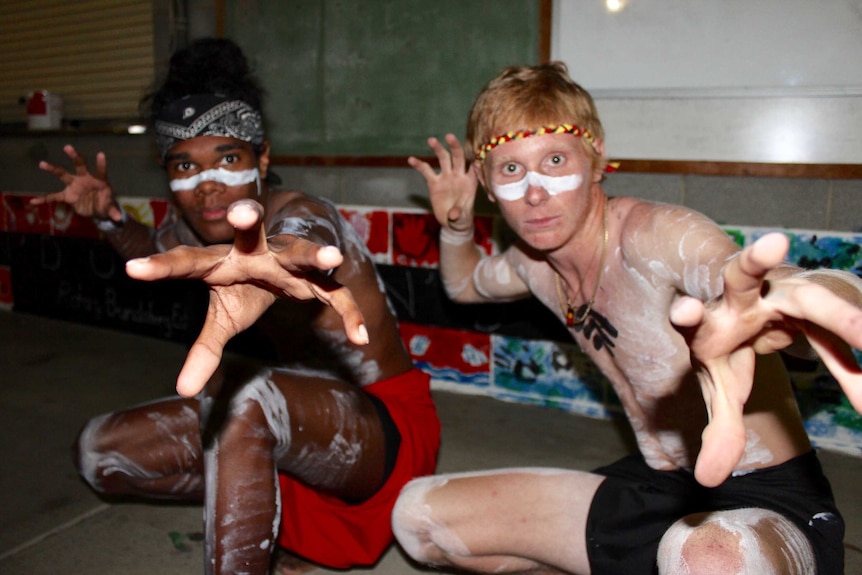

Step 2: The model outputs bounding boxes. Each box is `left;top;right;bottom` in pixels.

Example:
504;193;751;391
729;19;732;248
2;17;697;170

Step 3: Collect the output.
200;206;229;221
524;214;560;229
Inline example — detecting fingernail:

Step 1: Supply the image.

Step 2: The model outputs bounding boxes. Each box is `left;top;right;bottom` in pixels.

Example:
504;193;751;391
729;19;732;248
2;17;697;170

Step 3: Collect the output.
358;324;369;345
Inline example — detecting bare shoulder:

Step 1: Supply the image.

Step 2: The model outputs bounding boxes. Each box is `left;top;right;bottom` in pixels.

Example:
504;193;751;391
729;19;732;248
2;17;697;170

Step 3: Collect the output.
615;199;733;252
612;199;739;297
264;189;331;215
616;198;710;232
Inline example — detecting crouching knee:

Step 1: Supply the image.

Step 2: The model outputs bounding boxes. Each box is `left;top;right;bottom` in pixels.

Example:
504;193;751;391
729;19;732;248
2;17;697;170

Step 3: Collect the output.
74;413;116;493
75;411;160;495
392;475;467;566
657;509;815;575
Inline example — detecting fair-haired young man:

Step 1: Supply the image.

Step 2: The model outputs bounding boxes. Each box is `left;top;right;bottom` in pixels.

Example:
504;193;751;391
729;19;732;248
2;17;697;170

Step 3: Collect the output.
393;61;862;575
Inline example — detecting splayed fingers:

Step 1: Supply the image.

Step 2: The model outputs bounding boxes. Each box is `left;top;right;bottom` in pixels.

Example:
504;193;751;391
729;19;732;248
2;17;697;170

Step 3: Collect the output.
670;234;790;486
674;233;862;485
33;145;121;220
127;199;368;397
408;134;478;229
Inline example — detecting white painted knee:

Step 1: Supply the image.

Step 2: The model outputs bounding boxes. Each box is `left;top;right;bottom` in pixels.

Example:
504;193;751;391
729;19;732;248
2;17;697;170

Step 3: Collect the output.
657;509;815;575
75;413;114;491
392;475;469;566
227;370;291;459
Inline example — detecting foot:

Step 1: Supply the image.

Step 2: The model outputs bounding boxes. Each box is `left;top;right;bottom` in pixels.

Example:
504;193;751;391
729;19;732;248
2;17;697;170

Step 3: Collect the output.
272;549;318;575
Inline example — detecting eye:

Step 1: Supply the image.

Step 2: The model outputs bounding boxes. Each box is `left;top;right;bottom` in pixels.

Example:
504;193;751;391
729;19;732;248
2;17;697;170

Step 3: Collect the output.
548;154;565;167
175;161;194;173
501;162;523;177
221;154;239;166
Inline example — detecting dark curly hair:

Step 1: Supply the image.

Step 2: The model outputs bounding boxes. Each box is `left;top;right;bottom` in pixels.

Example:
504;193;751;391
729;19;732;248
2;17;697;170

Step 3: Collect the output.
140;38;266;124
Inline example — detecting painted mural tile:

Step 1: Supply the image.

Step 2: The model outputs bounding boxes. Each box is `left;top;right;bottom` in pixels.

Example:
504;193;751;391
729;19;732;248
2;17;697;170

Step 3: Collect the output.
339;207;391;263
118;198;157;228
473;214;497;255
783;232;862;274
391;211;499;268
2;193;51;235
49;202;100;239
720;227;747;247
149;198;171;230
399;321;491;388
804;407;862;457
490;334;615;418
393;212;440;267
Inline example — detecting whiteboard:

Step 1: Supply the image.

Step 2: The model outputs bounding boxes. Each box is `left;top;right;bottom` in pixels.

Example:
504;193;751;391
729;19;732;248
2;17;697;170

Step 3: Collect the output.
551;0;862;163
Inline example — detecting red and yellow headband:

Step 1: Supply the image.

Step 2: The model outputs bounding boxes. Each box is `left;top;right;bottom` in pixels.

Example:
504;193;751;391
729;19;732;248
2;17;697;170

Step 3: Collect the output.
475;123;594;161
475;122;619;172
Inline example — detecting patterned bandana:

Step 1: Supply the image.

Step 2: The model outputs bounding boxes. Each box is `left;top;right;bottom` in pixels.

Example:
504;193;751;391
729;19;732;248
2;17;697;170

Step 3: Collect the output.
154;94;265;160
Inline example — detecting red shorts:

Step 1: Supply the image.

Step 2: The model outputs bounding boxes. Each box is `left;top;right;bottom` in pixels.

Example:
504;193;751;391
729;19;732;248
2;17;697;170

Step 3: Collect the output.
275;368;440;568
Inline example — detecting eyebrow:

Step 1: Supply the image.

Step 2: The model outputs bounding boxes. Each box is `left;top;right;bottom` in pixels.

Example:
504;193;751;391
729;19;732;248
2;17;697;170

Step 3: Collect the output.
215;143;250;153
164;142;252;163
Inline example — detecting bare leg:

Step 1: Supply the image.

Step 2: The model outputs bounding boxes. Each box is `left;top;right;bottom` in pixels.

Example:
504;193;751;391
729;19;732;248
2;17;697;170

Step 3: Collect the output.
201;364;388;575
392;468;605;574
75;396;204;499
657;509;815;575
76;361;389;575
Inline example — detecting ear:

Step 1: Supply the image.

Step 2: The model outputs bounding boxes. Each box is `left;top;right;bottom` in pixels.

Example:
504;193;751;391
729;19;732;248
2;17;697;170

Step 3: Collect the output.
258;140;272;179
592;138;607;183
473;161;497;203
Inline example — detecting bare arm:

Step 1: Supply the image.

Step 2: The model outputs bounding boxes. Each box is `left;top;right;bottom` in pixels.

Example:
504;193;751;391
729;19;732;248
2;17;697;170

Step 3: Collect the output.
408;134;529;302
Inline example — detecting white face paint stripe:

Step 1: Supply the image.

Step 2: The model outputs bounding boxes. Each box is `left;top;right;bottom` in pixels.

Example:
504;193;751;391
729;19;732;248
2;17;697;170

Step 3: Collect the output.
491;171;583;201
169;167;259;192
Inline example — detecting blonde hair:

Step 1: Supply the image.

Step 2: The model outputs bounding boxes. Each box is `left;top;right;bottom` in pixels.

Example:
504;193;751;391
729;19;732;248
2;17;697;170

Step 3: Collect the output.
466;62;605;170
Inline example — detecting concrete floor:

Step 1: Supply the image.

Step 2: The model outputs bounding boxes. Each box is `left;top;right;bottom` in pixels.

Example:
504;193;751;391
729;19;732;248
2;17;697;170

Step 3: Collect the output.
0;311;859;574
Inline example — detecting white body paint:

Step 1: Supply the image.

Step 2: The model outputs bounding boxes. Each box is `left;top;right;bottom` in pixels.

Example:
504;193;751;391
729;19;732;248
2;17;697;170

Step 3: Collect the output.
169;167;259;192
229;371;292;458
502;202;794;474
491;171;582;201
289;388;365;488
77;405;205;496
393;468;572;565
734;429;775;472
207;372;290;575
657;508;815;575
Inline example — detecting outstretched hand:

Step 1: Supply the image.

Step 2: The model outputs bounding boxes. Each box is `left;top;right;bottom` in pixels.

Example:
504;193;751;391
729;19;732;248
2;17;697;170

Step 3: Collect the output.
32;145;124;222
671;232;862;487
126;199;368;397
407;134;478;231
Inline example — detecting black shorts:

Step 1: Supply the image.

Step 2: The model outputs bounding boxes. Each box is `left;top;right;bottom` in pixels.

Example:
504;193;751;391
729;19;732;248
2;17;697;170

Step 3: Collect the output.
585;451;844;575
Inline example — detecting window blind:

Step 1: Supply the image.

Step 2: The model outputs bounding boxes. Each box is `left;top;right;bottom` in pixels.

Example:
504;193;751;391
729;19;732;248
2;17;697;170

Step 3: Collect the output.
0;0;155;124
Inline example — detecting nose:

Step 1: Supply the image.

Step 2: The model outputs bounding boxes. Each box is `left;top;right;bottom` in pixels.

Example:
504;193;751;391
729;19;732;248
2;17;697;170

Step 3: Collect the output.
194;178;224;197
525;183;549;206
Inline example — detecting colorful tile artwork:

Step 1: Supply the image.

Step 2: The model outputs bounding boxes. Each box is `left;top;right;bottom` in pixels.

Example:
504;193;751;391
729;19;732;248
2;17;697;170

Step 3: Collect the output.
0;192;171;237
2;189;860;456
489;334;621;419
2;193;52;235
338;206;391;263
399;322;491;388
